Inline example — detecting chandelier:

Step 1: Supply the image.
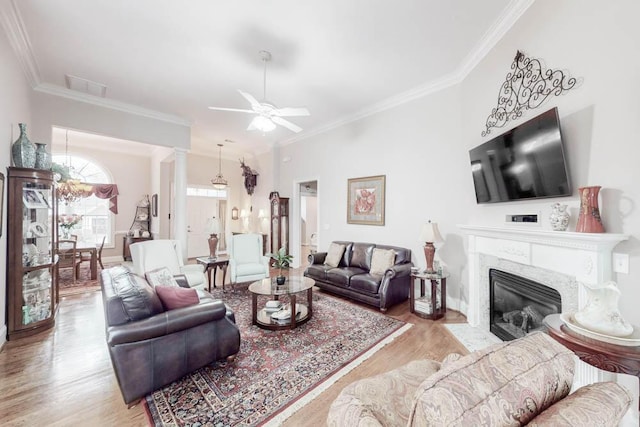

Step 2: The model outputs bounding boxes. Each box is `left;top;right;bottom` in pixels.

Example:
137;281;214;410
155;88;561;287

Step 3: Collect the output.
210;143;228;189
57;179;90;205
55;130;90;204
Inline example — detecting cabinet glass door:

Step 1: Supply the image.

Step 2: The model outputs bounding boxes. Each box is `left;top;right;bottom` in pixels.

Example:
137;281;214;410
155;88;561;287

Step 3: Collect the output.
21;183;54;325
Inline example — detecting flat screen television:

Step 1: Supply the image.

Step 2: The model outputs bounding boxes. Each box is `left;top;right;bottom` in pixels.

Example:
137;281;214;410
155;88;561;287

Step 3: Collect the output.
469;107;571;204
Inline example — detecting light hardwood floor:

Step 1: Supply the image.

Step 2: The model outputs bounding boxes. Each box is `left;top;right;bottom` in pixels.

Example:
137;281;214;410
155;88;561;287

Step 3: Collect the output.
0;270;468;426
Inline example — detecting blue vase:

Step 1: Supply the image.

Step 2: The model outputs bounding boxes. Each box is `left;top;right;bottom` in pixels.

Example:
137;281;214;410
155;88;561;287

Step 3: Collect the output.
11;123;36;168
35;143;51;170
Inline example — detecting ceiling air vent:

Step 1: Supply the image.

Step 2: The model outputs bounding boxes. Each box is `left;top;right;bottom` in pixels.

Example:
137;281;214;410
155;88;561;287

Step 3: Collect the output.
65;74;107;97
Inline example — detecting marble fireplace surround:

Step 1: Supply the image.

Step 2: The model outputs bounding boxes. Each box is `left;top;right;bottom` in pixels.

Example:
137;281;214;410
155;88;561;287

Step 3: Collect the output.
459;225;629;329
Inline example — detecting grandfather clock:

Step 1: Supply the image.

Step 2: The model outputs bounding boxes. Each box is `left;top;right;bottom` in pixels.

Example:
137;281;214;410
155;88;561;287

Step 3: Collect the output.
269;191;289;255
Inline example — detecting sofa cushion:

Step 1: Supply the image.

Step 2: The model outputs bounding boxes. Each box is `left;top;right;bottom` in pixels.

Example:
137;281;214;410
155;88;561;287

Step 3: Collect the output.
327;359;441;427
112;272;165;321
370;248;396;275
327;267;366;287
408;332;575;426
351;243;374;270
155;285;200;310
350;273;382;294
377;244;410;265
527;382;632;427
325;243;346;268
145;267;180;288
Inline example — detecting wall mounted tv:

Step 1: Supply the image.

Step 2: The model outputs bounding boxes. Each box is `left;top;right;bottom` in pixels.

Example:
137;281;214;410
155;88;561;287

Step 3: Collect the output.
469;107;571;204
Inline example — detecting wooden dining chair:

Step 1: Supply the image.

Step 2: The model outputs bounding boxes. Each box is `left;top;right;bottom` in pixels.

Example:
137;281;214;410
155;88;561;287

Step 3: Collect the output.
57;239;82;284
77;236;107;278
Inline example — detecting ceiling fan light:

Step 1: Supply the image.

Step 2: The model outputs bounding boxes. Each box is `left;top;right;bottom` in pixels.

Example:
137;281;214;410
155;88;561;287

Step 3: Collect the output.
251;115;276;132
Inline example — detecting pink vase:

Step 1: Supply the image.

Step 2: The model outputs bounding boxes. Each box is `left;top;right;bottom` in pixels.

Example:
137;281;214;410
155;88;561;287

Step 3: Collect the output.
575;186;604;233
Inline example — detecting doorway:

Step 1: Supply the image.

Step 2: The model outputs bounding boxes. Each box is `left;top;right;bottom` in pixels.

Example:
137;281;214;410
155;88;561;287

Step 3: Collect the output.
299;181;318;266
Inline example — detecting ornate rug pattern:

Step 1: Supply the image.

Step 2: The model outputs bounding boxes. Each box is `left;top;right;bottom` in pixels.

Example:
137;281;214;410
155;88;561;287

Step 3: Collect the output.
144;284;410;426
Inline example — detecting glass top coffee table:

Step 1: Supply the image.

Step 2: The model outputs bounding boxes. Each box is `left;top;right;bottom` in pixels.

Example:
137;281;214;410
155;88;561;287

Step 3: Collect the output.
248;276;315;330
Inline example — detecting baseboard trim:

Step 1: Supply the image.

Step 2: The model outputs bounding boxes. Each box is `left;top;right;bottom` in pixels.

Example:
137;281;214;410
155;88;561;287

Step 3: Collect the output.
0;324;7;350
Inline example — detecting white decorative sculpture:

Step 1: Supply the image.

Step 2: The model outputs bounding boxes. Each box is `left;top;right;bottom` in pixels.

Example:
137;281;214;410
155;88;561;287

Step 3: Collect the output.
574;281;633;337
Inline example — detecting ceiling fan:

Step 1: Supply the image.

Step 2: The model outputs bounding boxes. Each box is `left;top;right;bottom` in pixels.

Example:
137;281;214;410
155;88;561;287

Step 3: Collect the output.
208;50;310;133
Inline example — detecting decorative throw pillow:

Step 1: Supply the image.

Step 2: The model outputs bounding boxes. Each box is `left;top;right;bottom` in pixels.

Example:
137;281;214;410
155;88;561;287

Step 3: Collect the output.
324;243;346;268
369;248;396;275
145;267;179;288
155;286;200;310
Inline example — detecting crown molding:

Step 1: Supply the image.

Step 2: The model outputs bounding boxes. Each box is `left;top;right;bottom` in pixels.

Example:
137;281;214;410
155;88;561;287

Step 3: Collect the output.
455;0;535;80
34;83;191;127
279;0;535;147
0;0;41;87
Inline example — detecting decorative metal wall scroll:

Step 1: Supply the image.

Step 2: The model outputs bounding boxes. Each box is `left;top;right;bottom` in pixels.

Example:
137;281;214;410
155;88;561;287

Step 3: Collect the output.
239;158;259;195
481;50;577;137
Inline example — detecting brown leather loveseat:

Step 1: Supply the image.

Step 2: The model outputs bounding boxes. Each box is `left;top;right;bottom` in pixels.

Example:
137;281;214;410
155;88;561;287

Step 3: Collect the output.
304;241;412;311
100;266;241;405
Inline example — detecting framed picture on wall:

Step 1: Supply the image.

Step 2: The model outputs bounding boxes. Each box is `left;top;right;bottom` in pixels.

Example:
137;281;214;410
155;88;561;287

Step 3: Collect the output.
151;193;158;217
347;175;385;226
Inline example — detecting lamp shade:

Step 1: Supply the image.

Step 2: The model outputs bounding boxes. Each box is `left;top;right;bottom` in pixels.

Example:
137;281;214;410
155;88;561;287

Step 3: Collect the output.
419;221;444;243
258;208;267;219
206;217;220;235
240;209;248;218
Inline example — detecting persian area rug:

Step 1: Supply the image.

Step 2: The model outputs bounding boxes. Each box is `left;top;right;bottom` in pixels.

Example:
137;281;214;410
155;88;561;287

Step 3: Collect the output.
144;284;411;426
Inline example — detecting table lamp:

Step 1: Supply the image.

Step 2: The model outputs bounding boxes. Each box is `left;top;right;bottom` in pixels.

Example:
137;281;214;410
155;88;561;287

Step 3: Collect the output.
206;217;220;258
419;221;444;273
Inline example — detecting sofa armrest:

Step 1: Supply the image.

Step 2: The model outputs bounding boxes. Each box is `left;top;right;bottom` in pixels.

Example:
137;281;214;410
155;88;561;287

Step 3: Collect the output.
309;252;327;265
527;382;633;426
384;263;411;278
107;300;228;346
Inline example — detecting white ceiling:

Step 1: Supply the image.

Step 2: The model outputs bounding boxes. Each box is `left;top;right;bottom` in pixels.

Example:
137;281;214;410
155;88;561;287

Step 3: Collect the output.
7;0;529;157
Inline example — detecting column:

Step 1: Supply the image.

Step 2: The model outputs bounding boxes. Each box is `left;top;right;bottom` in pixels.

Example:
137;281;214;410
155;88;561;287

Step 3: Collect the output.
174;147;188;261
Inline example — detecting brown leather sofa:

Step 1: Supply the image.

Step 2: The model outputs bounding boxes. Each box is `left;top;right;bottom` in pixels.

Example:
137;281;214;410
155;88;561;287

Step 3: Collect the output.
100;266;241;405
304;241;412;311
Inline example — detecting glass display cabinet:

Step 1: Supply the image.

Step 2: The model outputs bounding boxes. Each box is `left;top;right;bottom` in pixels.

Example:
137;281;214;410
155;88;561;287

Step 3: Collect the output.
6;167;58;340
269;192;289;255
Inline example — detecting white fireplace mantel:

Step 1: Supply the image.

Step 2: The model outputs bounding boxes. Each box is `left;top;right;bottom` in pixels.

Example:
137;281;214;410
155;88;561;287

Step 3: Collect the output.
459;224;629;327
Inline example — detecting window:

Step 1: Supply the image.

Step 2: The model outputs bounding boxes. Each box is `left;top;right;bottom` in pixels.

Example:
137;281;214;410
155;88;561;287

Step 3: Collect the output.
52;155;114;246
186;187;227;198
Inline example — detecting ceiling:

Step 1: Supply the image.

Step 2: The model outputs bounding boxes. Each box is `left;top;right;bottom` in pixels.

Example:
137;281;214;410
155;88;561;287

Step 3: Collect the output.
7;0;529;157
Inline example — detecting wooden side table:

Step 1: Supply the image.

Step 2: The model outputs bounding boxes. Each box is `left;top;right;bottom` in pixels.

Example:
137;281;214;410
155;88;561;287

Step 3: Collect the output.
410;272;448;320
544;313;640;409
196;255;229;291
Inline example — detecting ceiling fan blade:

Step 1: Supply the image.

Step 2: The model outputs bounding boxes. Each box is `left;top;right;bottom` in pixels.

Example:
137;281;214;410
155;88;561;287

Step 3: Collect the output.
272;107;310;117
208;106;256;114
272;116;303;133
238;90;261;109
247;121;258;131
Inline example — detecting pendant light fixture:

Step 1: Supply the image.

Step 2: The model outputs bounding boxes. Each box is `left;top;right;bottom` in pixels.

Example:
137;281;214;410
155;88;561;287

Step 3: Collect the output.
211;143;228;189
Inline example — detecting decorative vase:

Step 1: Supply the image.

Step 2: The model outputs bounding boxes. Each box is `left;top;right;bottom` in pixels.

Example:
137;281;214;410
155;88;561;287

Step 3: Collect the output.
208;234;219;258
61;228;71;240
276;275;286;285
34;143;51;169
575;186;604;233
574;281;632;337
11;123;36;168
549;203;570;231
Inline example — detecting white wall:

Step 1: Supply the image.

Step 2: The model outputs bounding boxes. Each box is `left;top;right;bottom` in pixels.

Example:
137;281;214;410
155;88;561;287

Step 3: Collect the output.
276;1;640;324
0;28;33;347
460;0;640;325
278;85;470;310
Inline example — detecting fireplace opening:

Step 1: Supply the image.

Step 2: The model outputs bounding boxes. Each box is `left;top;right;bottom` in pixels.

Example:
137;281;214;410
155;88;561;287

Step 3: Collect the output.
490;269;561;341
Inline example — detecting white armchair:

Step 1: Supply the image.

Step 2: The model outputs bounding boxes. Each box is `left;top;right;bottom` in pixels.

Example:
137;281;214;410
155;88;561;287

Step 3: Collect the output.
129;239;207;290
228;233;270;286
